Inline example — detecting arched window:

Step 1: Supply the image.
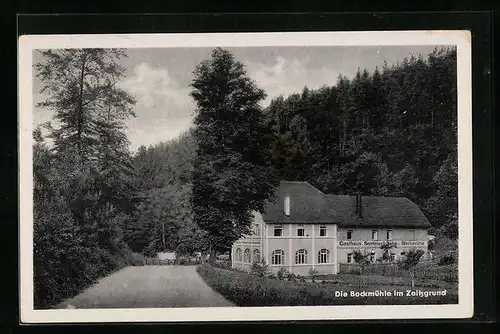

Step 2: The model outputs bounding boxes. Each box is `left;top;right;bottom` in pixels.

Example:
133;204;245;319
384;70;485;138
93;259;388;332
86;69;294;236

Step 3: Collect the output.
235;248;242;262
253;249;260;262
272;249;285;265
295;249;308;264
244;249;251;263
318;249;329;264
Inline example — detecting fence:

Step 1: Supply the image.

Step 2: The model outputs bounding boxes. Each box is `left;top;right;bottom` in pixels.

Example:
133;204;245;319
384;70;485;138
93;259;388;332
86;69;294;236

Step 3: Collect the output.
338;262;458;283
142;257;202;266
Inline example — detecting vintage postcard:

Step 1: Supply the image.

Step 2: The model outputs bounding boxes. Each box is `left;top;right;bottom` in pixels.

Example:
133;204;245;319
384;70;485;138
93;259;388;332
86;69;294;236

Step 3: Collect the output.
18;31;473;323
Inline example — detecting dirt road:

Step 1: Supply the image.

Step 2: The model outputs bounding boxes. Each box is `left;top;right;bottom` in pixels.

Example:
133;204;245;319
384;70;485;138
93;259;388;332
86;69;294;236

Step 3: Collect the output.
55;265;234;309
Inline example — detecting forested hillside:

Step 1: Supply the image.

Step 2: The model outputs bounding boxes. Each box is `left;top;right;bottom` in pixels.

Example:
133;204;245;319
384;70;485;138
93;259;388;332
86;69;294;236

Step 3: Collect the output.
127;130;207;256
265;47;457;231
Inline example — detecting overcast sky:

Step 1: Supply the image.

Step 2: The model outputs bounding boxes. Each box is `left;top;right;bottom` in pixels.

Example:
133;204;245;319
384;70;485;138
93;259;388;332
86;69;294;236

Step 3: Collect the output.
33;45;441;151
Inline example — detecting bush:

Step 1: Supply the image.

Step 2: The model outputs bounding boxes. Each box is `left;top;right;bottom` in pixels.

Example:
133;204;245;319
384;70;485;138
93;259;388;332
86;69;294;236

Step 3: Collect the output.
250;259;270;277
438;254;456;266
196;264;458;307
308;268;319;277
277;267;288;280
440;220;458;240
33;149;138;309
214;259;232;270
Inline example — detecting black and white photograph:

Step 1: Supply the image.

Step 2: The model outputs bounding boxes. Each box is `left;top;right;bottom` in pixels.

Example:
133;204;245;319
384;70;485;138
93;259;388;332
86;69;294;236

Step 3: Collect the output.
18;31;473;322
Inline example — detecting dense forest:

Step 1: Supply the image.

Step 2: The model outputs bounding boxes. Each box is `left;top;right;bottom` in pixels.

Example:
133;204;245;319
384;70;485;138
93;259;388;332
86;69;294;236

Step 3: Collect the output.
33;46;458;308
132;47;458;254
265;48;458;231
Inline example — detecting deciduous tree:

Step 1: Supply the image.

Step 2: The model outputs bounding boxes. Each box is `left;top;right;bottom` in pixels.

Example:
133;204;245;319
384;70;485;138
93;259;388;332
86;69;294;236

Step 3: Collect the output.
190;48;279;263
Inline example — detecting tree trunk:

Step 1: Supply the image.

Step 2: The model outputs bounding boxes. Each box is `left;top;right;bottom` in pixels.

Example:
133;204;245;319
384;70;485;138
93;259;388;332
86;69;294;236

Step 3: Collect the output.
208;245;217;265
342;113;347;156
162;220;166;251
410;269;415;289
77;55;87;159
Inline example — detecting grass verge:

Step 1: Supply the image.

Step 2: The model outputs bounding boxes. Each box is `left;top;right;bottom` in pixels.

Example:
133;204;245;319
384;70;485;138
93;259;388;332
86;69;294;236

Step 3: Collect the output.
197;264;458;307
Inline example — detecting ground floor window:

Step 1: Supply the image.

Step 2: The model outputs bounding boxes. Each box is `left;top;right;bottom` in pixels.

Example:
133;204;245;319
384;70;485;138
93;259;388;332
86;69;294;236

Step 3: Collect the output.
370;251;376;262
295;249;308;264
318;249;329;263
347;253;353;263
235;248;242;262
244;249;251;262
253;249;260;262
390;252;395;262
272;249;285;265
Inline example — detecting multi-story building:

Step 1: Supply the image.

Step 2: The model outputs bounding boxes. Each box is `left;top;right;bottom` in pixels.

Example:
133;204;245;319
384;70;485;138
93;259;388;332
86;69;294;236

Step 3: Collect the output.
231;181;432;275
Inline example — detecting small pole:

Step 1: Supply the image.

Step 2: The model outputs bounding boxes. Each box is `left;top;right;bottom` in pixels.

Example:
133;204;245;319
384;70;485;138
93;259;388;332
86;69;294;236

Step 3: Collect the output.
162;219;166;251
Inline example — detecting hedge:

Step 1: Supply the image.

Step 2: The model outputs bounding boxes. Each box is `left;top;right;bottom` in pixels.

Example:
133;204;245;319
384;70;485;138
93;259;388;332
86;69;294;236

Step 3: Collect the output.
196;264;458;307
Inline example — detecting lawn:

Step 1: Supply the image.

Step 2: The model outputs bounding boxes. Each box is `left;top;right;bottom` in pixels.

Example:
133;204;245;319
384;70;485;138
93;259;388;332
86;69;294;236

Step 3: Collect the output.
197;264;458;307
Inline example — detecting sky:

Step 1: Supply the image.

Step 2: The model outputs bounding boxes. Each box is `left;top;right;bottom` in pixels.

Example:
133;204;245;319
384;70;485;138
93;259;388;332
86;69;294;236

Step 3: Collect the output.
32;45;441;152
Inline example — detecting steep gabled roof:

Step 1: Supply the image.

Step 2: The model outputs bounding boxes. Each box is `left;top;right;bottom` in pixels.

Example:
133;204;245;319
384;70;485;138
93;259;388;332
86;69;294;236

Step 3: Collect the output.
261;181;432;228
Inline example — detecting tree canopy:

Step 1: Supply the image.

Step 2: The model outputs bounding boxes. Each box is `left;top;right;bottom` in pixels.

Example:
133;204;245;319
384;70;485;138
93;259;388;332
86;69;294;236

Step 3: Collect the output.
190;48;279;261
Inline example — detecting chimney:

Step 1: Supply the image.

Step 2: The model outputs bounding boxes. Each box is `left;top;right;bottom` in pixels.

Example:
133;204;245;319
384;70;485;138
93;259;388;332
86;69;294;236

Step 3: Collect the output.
355;192;363;219
284;195;290;216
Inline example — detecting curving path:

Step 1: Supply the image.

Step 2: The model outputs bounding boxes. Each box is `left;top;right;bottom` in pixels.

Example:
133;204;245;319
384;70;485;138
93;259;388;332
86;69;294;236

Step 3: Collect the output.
55;265;234;309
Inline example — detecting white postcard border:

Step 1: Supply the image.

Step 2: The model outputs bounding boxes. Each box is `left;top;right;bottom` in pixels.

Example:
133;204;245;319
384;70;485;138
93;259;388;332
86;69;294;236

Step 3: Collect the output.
18;30;473;323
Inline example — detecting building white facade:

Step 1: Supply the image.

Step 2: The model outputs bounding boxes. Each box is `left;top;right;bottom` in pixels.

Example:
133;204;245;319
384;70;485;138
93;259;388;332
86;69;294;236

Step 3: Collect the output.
231;181;431;275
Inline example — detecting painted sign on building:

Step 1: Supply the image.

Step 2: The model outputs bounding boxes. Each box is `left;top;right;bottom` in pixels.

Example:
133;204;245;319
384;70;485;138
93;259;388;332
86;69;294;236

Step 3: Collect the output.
338;240;427;248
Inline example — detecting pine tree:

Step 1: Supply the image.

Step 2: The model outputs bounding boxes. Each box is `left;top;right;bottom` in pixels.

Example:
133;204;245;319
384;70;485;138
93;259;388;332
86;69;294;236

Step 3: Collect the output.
35;48;135;164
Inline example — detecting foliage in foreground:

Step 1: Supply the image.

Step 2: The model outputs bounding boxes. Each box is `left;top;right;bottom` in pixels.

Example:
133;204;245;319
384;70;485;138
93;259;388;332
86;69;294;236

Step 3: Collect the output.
196;264;457;307
33;48;141;309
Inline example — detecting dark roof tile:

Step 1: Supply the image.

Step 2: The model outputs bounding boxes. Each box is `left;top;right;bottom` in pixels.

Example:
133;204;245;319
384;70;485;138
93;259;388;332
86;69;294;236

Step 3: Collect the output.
262;181;431;228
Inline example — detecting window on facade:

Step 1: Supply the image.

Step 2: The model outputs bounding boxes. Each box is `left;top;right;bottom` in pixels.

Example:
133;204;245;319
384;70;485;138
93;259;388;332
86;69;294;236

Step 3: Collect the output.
253;249;260;262
318;249;329;264
253;224;260;236
372;230;378;240
370;251;376;262
387;229;392;240
347;230;353;240
347;253;353;263
274;224;283;237
235;248;242;262
389;252;395;262
272;249;284;265
244;249;251;263
319;225;327;237
295;249;308;264
297;225;305;237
